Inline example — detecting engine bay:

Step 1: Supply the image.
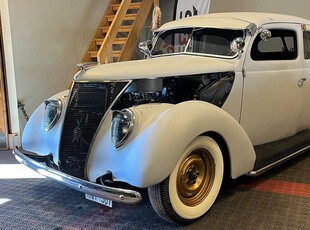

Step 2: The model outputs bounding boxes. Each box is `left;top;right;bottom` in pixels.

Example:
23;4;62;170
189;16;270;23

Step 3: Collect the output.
113;72;235;110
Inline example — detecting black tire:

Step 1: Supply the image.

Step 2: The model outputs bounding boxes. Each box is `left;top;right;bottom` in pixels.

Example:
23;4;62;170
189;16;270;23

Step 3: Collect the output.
148;136;224;225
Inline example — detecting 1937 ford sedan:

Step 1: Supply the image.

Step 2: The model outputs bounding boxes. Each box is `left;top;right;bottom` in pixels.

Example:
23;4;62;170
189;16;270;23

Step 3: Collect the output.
14;12;310;225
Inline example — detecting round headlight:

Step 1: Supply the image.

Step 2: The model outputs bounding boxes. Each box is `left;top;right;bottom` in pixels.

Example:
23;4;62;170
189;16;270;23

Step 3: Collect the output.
111;109;135;148
44;99;62;131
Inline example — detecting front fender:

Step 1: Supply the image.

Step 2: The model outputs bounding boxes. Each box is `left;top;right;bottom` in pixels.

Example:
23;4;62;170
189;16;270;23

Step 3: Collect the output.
87;101;255;188
22;90;69;164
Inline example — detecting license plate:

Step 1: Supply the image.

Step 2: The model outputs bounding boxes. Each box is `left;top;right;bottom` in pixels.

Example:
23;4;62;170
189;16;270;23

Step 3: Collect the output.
85;194;113;208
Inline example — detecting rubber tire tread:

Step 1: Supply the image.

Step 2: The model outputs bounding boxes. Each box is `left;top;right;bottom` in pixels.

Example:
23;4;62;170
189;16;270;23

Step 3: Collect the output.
148;177;196;225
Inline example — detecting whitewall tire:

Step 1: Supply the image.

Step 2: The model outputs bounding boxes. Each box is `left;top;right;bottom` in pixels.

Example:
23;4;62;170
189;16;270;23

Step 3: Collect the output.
148;136;224;225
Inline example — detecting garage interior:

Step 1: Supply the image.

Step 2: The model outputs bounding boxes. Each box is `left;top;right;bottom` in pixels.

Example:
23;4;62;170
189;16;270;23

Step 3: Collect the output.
0;0;309;229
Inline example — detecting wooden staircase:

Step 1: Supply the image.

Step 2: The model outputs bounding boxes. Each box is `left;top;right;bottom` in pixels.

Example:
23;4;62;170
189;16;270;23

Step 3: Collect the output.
82;0;153;64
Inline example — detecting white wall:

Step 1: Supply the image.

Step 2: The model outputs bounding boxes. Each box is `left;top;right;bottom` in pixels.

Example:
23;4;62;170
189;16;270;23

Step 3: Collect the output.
0;0;108;136
209;0;310;19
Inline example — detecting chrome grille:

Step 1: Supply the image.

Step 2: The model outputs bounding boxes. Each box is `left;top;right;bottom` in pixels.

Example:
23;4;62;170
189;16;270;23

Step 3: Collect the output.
59;82;127;179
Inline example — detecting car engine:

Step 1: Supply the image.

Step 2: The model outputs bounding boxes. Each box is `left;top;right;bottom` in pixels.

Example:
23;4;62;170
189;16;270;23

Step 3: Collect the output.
113;72;235;110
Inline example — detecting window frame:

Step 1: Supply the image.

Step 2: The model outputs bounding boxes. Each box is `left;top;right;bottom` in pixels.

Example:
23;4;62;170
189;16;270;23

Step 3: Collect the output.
250;29;298;61
303;31;310;59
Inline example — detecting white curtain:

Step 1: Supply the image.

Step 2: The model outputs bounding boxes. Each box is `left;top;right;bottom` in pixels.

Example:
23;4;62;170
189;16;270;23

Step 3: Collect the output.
174;0;211;20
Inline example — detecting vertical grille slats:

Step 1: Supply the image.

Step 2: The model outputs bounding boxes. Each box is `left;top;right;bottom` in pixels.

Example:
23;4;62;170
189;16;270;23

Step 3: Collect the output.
59;82;127;179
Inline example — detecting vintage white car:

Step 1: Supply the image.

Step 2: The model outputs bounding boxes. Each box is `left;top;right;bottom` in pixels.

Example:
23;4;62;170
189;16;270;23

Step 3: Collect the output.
14;12;310;225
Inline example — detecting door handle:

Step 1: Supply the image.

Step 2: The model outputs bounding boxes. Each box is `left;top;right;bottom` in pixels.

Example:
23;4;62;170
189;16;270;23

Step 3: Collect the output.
298;77;306;87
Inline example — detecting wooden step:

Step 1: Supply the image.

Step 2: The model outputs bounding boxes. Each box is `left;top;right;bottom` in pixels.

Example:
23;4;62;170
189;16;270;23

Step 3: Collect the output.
100;25;132;34
94;38;104;46
113;50;121;58
94;37;127;46
113;37;127;45
106;14;137;22
88;51;122;61
88;51;98;58
111;2;143;11
89;50;122;58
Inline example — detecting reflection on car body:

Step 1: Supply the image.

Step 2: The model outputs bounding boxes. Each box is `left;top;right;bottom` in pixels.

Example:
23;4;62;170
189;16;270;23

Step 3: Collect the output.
14;12;310;225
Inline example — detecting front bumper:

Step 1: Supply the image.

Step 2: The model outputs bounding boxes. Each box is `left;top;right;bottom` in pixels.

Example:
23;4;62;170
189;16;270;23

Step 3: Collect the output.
13;148;142;204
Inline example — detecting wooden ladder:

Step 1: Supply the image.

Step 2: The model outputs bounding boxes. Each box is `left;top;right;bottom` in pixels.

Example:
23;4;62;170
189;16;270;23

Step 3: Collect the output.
82;0;153;64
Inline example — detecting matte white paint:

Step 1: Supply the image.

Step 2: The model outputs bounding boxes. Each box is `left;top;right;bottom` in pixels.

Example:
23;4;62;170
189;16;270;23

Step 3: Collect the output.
19;12;310;192
158;12;309;32
22;90;69;165
87;101;255;187
158;15;250;31
301;24;310;130
241;23;305;145
79;55;236;81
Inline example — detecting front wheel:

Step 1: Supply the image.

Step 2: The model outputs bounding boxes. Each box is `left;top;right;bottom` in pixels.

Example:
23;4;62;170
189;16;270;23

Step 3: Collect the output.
148;136;224;225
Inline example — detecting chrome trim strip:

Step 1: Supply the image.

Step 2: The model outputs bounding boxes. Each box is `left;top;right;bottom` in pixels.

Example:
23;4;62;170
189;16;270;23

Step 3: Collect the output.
150;27;245;59
13;148;142;204
84;80;132;179
74;80;131;83
56;80;131;178
150;52;238;60
56;79;77;166
184;51;239;59
245;145;310;177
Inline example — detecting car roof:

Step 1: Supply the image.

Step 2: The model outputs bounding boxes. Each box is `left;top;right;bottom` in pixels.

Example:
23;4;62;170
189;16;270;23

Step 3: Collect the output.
157;12;310;31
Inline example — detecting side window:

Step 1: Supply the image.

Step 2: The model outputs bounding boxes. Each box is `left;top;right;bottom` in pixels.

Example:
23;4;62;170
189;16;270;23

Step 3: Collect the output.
303;31;310;59
251;29;297;61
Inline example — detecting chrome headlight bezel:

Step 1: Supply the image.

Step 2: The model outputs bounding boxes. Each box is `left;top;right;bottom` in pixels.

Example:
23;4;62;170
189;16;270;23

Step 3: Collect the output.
44;99;62;131
111;109;136;148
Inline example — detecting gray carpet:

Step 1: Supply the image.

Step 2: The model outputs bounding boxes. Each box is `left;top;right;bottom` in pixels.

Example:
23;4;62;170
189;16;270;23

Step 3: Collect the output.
0;150;309;230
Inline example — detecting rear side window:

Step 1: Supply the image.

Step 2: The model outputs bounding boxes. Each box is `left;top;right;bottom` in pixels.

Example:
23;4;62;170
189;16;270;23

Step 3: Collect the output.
251;29;297;61
303;31;310;59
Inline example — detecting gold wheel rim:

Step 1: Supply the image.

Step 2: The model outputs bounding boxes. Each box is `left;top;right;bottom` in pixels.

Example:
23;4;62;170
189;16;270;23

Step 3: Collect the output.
177;148;215;207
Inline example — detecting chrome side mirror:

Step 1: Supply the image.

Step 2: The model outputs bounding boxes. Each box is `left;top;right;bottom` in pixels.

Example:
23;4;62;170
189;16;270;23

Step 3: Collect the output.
230;37;245;53
260;29;272;41
139;40;152;57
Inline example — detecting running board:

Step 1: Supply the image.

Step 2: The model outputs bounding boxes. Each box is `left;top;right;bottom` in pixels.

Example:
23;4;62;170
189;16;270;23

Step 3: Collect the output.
246;129;310;177
246;145;310;177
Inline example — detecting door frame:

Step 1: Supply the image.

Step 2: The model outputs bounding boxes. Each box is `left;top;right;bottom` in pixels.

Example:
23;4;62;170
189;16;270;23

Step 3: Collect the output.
0;15;9;150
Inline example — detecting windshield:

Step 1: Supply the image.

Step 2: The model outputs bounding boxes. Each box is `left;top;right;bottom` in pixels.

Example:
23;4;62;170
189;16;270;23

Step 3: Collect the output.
151;27;244;58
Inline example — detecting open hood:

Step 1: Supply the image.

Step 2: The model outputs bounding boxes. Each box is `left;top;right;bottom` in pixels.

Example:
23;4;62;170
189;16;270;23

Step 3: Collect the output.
77;55;237;81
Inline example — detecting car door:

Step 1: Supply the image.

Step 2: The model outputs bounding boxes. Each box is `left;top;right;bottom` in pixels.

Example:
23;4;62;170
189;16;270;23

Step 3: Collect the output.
240;23;303;146
301;26;310;129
